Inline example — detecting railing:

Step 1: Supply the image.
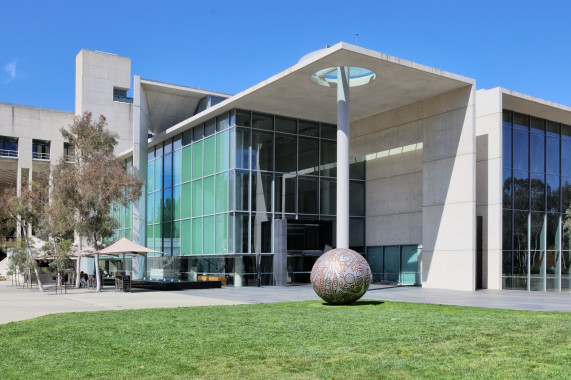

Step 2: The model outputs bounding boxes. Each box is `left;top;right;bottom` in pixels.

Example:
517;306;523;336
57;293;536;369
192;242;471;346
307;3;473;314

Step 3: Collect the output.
65;154;74;163
0;148;18;158
32;152;50;160
113;95;133;103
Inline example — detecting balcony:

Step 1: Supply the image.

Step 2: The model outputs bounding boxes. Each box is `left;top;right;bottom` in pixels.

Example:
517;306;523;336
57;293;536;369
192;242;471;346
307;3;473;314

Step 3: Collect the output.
0;148;18;158
32;152;50;160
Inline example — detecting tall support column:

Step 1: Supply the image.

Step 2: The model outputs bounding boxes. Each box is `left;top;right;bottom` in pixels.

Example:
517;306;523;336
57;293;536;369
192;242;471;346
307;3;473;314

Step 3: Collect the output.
336;66;350;249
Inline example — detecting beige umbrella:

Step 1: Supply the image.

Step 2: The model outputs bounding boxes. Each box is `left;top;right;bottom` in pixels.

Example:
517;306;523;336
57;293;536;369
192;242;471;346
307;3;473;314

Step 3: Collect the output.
99;238;164;276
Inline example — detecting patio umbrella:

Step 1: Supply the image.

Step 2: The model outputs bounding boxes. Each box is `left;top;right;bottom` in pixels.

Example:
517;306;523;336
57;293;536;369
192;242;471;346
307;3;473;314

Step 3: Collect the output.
98;238;164;276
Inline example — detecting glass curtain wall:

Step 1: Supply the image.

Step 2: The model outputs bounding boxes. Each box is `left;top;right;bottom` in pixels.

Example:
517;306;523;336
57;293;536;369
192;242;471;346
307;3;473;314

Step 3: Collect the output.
110;158;134;242
502;110;571;292
144;108;366;285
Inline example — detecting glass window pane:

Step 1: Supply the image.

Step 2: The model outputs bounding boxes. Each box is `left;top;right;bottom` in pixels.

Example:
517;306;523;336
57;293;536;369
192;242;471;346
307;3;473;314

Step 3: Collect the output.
146;194;154;223
154;192;162;223
147;160;154;193
546;120;560;137
530;251;544;276
181;219;191;255
235;127;250;169
203;136;215;176
513;249;528;277
182;146;192;182
203;216;215;254
216;130;229;172
562;177;571;212
192;141;203;179
173;134;182;150
546;213;560;251
163;139;172;155
181;183;192;219
530;117;544;135
147;224;154;250
234;213;249;253
203;176;215;215
275;116;296;134
192;218;202;254
298;177;318;214
217;113;229;132
299;120;319;137
512;129;528;171
154;156;163;190
147;146;155;161
172;221;181;255
154;224;162;253
216;172;229;213
546;175;560;213
513;112;529;131
236;109;251;127
350;181;365;216
173;185;181;220
530;173;545;211
192;180;203;217
205;118;216;137
299;137;319;175
503;210;512;250
162;222;172;255
350;159;365;180
155;143;163;157
173;149;182;185
163;153;173;188
252;213;271;253
163;187;172;221
320;179;336;215
530;133;544;173
513;170;529;210
349;218;365;252
275;134;296;173
252;172;273;213
252;112;273;131
562;124;571;141
562;140;571;178
530;212;545;251
502;110;512;128
320;140;337;177
215;213;228;254
275;174;295;214
321;123;337;140
235;170;249;211
513;211;528;251
503;126;512;169
193;124;204;141
502;251;512;276
252;131;273;171
546;137;560;175
503;168;512;209
182;130;192;146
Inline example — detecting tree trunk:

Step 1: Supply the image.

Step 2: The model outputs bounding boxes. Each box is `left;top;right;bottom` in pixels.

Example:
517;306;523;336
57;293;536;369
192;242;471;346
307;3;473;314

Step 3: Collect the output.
95;253;102;292
21;224;44;292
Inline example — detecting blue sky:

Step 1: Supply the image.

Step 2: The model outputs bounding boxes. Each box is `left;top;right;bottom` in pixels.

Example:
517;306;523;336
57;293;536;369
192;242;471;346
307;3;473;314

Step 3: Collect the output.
1;0;570;111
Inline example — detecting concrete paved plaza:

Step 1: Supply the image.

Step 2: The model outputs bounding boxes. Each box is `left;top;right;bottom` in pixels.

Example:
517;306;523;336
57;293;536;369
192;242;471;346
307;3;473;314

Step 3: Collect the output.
1;280;570;325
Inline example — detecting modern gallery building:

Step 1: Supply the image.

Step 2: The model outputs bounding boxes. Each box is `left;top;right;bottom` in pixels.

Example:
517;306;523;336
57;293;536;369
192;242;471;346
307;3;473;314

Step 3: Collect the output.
1;43;570;292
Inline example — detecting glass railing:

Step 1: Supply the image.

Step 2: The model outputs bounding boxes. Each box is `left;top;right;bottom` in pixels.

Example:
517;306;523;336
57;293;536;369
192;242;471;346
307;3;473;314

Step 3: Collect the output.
0;148;18;158
113;95;134;103
32;152;50;160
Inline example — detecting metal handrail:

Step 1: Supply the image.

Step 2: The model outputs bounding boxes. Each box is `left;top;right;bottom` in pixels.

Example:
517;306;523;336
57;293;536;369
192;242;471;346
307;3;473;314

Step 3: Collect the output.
0;148;18;158
32;152;50;160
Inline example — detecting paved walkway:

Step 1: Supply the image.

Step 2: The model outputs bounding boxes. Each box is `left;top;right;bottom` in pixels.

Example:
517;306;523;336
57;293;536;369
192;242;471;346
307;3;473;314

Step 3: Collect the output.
1;280;570;324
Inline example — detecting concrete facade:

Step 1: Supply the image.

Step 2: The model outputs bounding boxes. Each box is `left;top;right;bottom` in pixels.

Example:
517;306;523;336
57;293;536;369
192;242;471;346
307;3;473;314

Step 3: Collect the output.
2;44;571;293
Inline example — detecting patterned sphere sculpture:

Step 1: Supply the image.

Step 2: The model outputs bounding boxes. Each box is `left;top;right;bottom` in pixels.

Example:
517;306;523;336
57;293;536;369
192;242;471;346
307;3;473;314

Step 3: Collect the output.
310;248;372;305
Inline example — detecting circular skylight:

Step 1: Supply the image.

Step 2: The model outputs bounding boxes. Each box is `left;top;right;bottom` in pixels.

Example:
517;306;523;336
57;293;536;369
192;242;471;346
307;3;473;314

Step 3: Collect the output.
311;67;376;88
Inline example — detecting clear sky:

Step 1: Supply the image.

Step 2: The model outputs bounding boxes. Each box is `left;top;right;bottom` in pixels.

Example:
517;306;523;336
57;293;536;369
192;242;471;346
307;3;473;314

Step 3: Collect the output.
1;0;570;112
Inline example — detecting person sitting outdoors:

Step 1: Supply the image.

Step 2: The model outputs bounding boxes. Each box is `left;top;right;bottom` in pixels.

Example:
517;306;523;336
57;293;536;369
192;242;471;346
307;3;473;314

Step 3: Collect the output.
80;271;87;288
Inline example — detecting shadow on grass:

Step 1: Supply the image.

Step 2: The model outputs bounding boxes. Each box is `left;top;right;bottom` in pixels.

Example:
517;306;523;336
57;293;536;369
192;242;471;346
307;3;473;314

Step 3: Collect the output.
322;300;385;307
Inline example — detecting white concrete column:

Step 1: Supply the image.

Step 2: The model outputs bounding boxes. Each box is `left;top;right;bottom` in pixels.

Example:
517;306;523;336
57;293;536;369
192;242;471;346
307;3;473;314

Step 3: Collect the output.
234;256;243;287
336;66;350;249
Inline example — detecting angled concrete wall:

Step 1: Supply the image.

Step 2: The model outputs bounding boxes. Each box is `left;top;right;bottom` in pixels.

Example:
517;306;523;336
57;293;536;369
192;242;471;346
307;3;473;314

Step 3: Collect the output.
475;88;503;290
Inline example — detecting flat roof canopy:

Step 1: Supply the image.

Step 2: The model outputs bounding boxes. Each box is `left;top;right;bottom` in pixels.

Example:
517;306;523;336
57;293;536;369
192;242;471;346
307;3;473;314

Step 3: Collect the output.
147;42;475;148
502;88;571;126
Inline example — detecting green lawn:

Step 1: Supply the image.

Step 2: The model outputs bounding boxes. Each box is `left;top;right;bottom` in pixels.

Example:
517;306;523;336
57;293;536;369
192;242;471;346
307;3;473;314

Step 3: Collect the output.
1;300;570;379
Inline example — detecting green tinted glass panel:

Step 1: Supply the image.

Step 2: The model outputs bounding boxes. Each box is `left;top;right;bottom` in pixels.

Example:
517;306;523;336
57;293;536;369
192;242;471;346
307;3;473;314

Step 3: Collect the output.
215;213;228;254
147;160;154;192
216;130;229;172
173;185;181;220
154;156;163;190
126;204;132;228
192;141;203;179
147;224;154;250
154;224;162;253
204;136;216;176
172;221;181;255
216;172;228;212
181;183;192;219
173;149;182;185
125;229;132;240
203;216;215;254
154;192;162;223
192;180;203;217
192;218;202;254
182;146;192;182
203;176;215;215
146;195;153;224
181;219;191;255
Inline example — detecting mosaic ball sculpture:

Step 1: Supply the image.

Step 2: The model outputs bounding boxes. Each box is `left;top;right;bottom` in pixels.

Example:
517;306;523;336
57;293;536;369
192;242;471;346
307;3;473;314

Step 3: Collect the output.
310;248;372;305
